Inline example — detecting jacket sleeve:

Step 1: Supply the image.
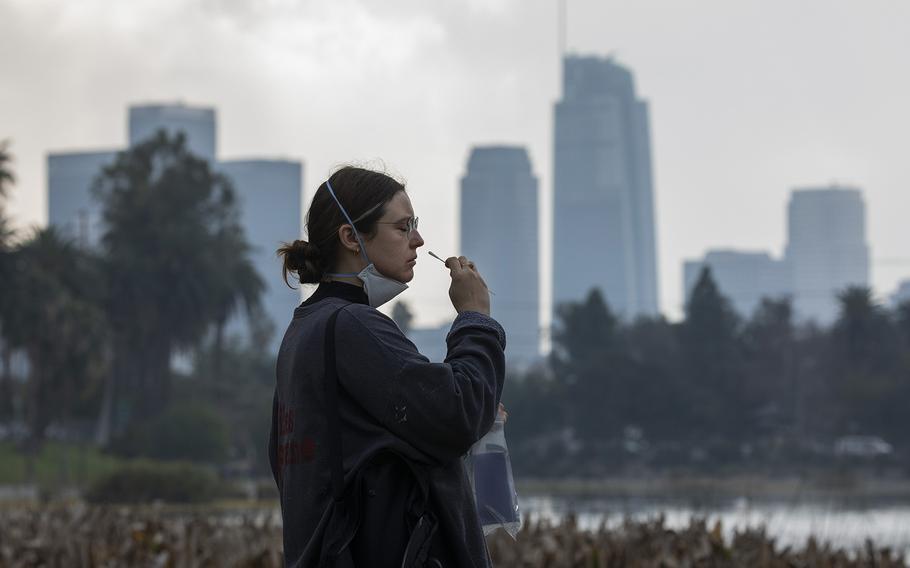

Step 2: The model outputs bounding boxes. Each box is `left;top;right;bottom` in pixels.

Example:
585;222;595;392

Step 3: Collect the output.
267;389;281;489
335;305;506;465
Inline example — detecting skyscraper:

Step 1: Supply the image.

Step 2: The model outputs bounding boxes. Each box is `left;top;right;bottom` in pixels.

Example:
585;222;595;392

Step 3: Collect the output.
49;103;219;250
128;103;217;162
460;146;540;367
219;159;303;343
683;250;790;318
892;280;910;309
47;149;118;247
553;55;659;321
785;186;869;324
47;103;302;353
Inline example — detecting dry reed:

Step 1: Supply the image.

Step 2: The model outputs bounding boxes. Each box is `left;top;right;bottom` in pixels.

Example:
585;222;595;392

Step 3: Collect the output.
0;505;904;567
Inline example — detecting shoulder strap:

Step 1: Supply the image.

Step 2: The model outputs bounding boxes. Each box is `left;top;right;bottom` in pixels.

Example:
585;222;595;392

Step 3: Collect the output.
323;304;440;568
324;305;347;502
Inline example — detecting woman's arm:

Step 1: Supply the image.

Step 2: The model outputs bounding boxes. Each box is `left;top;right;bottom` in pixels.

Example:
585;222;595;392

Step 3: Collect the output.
335;305;506;465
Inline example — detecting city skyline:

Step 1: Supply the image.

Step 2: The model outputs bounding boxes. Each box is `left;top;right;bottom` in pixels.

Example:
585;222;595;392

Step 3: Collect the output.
683;185;870;324
3;0;910;326
461;145;540;367
47;102;302;353
553;55;659;320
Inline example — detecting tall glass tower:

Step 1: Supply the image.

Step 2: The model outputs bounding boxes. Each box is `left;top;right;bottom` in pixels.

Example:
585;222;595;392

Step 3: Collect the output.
553;56;659;320
785;186;869;324
460;146;540;368
47;102;302;354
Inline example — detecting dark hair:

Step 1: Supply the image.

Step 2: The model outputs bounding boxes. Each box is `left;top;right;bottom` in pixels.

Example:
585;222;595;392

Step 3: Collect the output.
278;166;405;288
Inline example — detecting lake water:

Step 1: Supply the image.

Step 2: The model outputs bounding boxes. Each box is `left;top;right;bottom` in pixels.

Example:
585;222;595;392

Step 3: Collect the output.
520;494;910;555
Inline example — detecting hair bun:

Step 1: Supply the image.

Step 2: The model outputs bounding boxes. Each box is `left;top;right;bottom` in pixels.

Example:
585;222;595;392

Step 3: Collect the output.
278;239;325;286
290;240;320;267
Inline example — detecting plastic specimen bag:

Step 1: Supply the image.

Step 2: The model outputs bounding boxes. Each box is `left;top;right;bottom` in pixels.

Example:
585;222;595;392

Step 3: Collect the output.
467;411;522;538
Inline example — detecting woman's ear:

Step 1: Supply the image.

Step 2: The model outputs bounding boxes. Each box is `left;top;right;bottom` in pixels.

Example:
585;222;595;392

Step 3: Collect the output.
337;224;360;254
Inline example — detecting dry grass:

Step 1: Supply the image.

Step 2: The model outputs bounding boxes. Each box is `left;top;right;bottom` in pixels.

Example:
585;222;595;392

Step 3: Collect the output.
0;505;904;567
488;513;906;567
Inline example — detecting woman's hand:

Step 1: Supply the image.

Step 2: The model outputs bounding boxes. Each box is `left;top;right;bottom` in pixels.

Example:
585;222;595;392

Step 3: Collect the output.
445;256;491;315
498;402;508;423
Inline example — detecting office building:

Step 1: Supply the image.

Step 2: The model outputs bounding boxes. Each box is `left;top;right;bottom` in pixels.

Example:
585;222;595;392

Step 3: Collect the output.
460;146;540;368
49;103;218;249
683;250;790;318
47;150;118;247
128;103;216;163
219;159;303;340
553;55;659;320
48;103;302;353
784;186;869;324
891;280;910;309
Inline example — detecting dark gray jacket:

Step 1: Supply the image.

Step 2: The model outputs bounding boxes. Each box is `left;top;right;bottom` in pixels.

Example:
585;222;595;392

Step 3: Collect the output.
269;282;506;567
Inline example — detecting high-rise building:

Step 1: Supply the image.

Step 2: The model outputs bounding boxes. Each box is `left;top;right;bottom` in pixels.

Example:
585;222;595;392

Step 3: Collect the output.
785;186;869;324
219;159;303;342
890;280;910;309
128;103;217;162
460;146;540;367
553;55;659;321
49;103;219;250
683;250;790;318
47;149;118;247
47;103;302;353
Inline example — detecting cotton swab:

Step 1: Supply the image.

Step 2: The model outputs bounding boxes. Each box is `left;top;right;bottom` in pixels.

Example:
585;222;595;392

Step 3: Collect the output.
427;251;495;296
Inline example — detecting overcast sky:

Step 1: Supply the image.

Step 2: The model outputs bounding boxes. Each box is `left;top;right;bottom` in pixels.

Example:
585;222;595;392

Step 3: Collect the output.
2;0;909;329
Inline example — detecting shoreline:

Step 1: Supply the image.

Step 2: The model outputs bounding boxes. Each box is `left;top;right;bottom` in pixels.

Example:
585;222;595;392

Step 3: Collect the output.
516;473;910;504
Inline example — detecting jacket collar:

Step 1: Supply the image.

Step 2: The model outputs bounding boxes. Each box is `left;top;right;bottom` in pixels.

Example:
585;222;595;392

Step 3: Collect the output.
299;280;369;310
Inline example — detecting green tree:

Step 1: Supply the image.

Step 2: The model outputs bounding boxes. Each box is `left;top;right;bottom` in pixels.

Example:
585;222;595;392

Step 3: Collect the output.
896;301;910;412
896;300;910;354
2;228;107;458
391;301;414;335
679;267;744;443
182;335;275;472
0;140;16;421
551;289;628;452
829;287;903;440
205;221;265;380
619;315;686;443
741;297;796;438
0;139;13;240
502;366;569;475
92;131;261;430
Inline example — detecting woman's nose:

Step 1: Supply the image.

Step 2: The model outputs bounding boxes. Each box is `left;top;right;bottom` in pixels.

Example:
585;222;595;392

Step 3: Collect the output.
411;230;425;247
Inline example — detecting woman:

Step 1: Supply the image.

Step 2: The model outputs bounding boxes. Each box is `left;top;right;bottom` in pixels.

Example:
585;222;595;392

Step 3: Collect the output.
269;166;506;567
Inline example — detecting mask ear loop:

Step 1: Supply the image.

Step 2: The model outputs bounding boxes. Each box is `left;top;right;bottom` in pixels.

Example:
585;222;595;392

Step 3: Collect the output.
324;180;369;261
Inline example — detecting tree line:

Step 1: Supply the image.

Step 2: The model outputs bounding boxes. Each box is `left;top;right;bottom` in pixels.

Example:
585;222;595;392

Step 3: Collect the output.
0;134;270;470
3;135;910;478
503;270;910;476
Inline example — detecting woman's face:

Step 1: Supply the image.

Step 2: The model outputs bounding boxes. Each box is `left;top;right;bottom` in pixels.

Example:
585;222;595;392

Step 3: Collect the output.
363;191;424;283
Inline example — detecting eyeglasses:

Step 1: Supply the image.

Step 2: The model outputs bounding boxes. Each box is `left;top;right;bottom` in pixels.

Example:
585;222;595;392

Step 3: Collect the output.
377;216;419;239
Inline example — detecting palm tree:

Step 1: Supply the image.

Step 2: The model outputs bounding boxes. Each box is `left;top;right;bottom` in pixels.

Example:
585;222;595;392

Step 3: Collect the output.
93;130;261;429
0;139;17;422
0;139;13;201
206;221;264;380
3;228;107;460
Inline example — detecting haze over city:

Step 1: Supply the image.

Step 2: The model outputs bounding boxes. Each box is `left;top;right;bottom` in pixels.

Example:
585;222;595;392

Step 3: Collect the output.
2;0;909;328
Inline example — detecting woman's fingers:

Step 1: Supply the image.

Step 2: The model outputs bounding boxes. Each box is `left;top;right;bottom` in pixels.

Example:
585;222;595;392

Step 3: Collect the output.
446;255;491;315
445;256;463;273
447;256;479;275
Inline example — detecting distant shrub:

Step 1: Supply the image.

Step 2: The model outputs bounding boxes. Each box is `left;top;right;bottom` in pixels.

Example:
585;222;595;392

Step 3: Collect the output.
85;460;220;504
112;401;230;463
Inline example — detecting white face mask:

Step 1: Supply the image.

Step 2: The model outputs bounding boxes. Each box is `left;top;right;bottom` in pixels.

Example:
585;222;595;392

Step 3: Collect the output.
323;179;409;308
